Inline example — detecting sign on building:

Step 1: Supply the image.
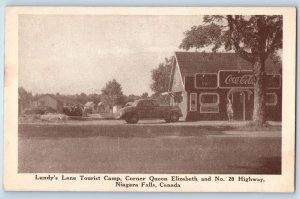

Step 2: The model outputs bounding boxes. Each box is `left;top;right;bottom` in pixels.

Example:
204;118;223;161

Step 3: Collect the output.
195;73;218;88
218;70;281;88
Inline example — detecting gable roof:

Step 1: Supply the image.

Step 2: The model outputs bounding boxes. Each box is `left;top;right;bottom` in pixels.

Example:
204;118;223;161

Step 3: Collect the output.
169;52;282;92
174;52;281;78
35;94;62;102
34;94;82;105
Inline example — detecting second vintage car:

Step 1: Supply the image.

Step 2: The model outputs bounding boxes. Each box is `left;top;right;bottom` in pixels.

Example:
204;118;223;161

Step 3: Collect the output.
116;99;183;124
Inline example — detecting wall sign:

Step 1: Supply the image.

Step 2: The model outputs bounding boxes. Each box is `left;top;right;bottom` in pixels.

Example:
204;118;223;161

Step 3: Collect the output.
195;73;218;88
218;70;281;88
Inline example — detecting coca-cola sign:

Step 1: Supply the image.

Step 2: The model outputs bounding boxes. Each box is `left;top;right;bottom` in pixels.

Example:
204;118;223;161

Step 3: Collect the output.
219;70;281;88
219;71;253;88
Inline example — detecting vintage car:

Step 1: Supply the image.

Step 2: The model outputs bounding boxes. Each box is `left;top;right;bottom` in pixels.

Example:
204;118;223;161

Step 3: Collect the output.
116;99;183;124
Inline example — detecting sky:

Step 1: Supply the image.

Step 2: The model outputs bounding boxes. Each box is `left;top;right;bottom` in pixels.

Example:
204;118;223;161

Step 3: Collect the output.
19;15;204;95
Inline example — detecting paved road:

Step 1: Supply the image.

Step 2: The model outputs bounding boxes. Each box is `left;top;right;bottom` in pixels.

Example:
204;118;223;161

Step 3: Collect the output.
18;120;281;174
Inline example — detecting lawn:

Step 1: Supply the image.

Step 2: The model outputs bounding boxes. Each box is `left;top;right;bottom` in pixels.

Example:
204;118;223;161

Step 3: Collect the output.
18;122;281;174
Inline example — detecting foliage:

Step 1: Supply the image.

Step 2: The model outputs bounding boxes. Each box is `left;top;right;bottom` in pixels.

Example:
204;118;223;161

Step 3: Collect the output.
18;87;32;111
180;15;282;63
140;92;149;99
126;94;141;102
101;79;125;106
150;57;173;94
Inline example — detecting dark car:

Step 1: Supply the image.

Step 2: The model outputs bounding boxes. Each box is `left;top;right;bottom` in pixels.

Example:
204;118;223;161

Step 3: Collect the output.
116;99;182;124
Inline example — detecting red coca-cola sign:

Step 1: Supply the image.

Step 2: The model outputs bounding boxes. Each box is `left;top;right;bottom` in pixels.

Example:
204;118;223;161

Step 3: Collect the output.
219;71;254;88
219;70;281;88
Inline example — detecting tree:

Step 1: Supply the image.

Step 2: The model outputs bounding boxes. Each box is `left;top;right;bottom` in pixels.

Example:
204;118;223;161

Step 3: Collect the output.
77;92;88;104
101;79;125;106
150;57;173;94
126;94;140;103
150;57;173;105
88;93;101;105
18;87;32;114
180;15;282;126
140;92;149;99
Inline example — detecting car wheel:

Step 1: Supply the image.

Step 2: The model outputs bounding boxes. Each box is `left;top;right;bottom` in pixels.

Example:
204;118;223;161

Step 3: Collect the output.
170;113;179;122
125;113;139;124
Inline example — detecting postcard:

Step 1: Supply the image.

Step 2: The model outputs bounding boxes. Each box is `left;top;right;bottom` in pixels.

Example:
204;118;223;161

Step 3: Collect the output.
3;6;296;192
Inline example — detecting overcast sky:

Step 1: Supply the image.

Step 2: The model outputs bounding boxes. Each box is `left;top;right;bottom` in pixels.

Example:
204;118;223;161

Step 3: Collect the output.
19;15;203;95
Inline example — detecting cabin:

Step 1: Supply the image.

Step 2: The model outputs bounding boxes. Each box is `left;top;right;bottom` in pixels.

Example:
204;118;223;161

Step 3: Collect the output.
32;94;64;113
168;52;282;121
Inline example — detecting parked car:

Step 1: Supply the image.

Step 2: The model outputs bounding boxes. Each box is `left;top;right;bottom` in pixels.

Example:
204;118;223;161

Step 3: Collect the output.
124;101;133;107
116;99;182;124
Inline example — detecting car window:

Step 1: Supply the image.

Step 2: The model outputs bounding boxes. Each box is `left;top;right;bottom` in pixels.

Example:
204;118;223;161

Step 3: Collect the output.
141;101;154;107
132;101;139;106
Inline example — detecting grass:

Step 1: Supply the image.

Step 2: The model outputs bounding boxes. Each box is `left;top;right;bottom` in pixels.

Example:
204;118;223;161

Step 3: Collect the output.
233;121;281;131
18;123;281;174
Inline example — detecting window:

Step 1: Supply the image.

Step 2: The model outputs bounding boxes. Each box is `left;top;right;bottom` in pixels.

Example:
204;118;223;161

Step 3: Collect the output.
190;93;197;111
199;93;219;105
199;93;220;113
141;101;154;107
265;93;278;106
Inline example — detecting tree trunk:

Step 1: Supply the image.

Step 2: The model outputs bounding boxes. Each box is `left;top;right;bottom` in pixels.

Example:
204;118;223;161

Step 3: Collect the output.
252;56;266;127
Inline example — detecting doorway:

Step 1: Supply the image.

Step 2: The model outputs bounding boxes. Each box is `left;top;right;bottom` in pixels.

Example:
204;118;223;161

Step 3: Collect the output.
231;92;246;121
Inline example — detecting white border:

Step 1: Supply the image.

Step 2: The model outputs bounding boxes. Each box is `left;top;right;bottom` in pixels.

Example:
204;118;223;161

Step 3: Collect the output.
199;92;220;106
265;92;278;106
199;92;220;113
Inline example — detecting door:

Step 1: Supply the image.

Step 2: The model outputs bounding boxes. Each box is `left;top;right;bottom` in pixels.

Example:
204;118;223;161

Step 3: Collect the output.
138;101;150;118
138;100;156;118
232;92;246;120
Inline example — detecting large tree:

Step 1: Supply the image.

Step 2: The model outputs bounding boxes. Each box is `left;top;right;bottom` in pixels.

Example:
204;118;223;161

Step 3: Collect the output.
180;15;282;126
151;57;173;94
18;87;32;114
101;79;125;106
150;57;173;105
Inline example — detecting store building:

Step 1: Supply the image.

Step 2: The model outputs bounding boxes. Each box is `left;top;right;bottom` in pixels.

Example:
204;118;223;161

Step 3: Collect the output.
168;52;282;121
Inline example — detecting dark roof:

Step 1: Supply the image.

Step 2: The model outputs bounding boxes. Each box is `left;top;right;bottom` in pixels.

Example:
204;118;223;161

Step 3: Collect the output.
174;52;282;78
35;94;81;105
35;94;62;102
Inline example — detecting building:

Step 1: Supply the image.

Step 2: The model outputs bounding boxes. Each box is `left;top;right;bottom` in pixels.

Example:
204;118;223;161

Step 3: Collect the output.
97;102;111;113
84;101;96;113
32;94;64;113
32;94;82;114
168;52;282;121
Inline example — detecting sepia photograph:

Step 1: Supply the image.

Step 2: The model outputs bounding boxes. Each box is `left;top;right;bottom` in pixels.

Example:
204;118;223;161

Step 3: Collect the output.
3;7;296;192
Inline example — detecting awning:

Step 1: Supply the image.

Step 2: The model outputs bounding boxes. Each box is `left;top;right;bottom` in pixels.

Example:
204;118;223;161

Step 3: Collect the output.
227;88;253;100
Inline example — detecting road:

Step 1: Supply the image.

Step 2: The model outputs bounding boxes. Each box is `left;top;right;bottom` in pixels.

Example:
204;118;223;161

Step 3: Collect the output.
18;120;281;174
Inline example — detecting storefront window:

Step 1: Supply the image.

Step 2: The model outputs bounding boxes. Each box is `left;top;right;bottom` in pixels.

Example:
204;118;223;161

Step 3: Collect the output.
199;93;220;113
190;93;197;111
265;93;277;106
